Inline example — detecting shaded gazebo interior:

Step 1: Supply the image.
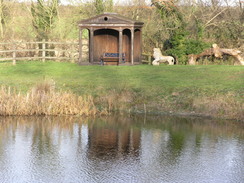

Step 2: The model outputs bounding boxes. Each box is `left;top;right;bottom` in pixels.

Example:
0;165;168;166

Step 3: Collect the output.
78;13;144;65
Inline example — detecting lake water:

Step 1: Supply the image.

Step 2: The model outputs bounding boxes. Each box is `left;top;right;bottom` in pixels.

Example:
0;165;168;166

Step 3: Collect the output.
0;115;243;183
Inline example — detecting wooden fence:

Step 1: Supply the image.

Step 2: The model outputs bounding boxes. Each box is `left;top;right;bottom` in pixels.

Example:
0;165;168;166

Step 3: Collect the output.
0;40;82;65
0;40;152;65
141;53;152;65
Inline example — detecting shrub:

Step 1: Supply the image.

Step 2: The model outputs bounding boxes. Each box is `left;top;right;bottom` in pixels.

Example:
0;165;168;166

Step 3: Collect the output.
165;29;210;64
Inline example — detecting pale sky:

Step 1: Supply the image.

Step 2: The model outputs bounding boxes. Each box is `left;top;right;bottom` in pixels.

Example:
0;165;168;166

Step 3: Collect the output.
26;0;240;6
72;0;239;6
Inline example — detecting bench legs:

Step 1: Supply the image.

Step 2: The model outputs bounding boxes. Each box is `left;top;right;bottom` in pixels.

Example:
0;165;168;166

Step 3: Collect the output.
100;59;104;65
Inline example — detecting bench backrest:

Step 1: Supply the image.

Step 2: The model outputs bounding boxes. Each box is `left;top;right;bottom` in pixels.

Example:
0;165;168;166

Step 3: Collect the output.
103;53;125;58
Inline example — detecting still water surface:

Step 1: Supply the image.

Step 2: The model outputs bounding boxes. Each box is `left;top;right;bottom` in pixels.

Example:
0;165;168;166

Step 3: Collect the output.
0;115;243;183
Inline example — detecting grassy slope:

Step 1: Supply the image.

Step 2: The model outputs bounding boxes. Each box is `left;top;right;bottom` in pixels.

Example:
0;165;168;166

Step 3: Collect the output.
0;61;243;119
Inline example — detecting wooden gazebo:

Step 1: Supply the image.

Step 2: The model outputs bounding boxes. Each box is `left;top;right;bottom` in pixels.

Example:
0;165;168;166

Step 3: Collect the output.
78;13;144;65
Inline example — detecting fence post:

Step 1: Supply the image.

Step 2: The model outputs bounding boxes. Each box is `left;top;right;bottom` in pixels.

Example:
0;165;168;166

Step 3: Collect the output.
12;43;16;65
148;55;152;65
42;39;46;62
71;43;75;63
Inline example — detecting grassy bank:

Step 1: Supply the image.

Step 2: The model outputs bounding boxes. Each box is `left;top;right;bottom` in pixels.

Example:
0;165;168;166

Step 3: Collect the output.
0;61;243;120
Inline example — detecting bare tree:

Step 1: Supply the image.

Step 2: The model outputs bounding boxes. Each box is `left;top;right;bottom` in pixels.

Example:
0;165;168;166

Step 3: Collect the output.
211;0;219;8
240;1;244;23
0;0;3;38
31;0;59;40
94;0;104;14
133;0;146;6
0;0;6;38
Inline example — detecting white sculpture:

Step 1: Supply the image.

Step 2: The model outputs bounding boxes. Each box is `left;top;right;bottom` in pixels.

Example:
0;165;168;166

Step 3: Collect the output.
152;48;175;66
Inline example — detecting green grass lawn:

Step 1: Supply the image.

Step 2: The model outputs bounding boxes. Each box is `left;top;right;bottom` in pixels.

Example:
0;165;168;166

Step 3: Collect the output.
0;61;243;120
0;61;243;94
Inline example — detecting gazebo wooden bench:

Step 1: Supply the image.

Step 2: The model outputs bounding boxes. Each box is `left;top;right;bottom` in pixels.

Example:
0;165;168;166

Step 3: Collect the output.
100;53;126;65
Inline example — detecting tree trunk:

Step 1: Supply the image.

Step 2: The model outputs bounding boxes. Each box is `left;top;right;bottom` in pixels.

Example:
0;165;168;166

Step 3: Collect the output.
0;0;3;38
188;44;244;65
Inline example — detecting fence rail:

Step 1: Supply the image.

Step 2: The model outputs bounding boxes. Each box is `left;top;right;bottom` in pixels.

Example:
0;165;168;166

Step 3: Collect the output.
0;41;79;45
0;40;82;65
141;53;152;65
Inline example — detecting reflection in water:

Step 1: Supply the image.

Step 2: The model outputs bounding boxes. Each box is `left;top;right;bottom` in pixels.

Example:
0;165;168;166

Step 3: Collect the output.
88;118;141;159
0;115;243;183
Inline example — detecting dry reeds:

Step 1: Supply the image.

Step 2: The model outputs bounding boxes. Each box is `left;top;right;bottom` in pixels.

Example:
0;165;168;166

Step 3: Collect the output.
0;81;107;116
102;89;135;113
192;93;244;121
0;81;243;121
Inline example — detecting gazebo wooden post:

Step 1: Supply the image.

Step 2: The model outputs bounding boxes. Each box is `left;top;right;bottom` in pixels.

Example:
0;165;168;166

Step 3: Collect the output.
130;28;134;65
89;27;94;63
78;28;83;64
119;28;123;63
139;29;142;63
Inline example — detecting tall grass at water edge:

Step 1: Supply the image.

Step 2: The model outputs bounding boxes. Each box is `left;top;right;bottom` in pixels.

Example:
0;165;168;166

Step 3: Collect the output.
0;81;106;116
0;82;243;121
